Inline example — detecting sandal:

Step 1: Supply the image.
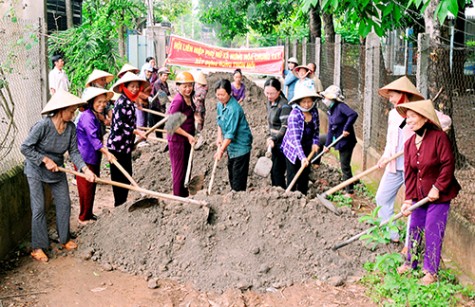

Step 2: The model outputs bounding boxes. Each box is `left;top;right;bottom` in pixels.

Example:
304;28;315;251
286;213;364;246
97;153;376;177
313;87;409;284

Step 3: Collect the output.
31;249;48;262
397;263;411;275
62;240;78;251
419;272;438;285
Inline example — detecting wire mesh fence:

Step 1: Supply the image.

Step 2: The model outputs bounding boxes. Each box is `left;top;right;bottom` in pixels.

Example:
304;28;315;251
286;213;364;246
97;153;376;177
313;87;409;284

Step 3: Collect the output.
0;18;43;175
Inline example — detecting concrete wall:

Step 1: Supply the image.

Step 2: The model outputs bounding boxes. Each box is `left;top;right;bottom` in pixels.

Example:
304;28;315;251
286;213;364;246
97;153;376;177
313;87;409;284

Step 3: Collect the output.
0;166;31;260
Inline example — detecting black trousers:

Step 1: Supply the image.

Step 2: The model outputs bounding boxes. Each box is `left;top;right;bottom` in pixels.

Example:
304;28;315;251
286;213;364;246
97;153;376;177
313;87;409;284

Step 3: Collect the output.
286;144;312;195
339;146;355;193
227;152;250;192
109;150;132;206
271;144;287;189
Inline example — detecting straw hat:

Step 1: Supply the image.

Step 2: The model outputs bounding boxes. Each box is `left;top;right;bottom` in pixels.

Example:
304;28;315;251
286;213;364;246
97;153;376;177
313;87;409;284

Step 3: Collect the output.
288;57;298;64
85;69;114;87
378;76;425;101
191;70;207;85
118;63;140;78
292;65;311;77
41;89;86;115
321;85;345;102
157;67;170;75
396;99;442;129
289;87;321;105
82;87;114;103
111;72;149;94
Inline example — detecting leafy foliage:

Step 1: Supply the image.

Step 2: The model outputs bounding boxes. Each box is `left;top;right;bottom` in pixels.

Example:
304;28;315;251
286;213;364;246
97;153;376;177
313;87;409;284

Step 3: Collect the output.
48;0;146;95
362;252;475;306
153;0;192;23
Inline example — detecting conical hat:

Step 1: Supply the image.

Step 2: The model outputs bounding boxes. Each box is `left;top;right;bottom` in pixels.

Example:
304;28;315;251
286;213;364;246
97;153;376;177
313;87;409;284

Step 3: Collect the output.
118;63;139;78
41;90;86;115
191;70;207;85
292;65;311;77
85;69;114;87
396;99;442;129
321;85;345;102
289;87;321;105
82;87;114;103
111;72;149;93
378;76;425;101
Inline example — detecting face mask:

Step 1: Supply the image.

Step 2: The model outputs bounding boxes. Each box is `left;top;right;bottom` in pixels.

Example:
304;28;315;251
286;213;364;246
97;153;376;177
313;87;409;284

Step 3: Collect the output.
295;102;315;112
322;98;333;108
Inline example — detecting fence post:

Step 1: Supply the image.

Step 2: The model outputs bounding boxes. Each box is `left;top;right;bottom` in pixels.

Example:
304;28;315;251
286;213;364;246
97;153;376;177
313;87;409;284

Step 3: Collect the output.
292;39;298;60
334;34;342;88
315;37;321;78
39;18;49;106
363;33;380;169
302;37;307;65
285;37;289;62
417;33;429;99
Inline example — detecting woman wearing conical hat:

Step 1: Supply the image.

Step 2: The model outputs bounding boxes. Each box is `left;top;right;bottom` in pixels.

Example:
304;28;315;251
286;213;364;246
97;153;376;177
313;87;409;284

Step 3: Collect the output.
107;72;149;206
81;69;115;129
395;100;460;285
281;88;321;195
76;88;116;225
20;90;96;262
376;76;452;247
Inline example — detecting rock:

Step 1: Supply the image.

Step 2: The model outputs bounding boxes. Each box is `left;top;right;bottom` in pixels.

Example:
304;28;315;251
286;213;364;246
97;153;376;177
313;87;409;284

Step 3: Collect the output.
147;278;159;289
80;247;94;260
101;262;113;271
327;276;345;287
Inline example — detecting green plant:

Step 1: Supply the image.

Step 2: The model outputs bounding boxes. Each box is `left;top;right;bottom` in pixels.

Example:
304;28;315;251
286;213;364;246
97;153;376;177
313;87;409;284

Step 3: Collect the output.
327;192;353;207
361;252;475;306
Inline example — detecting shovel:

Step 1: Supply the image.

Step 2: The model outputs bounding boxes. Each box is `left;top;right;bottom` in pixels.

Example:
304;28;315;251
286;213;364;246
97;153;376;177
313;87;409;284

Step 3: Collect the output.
184;145;205;195
207;157;219;195
332;197;430;250
254;145;273;177
315;150;404;214
59;167;208;210
285;150;316;193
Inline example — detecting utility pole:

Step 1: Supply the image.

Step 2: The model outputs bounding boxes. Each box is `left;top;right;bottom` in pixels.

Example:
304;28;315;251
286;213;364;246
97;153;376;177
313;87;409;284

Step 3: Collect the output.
65;0;73;29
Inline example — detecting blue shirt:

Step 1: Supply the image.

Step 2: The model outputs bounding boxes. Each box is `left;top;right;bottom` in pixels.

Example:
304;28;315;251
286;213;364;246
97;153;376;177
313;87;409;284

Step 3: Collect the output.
284;73;298;101
217;96;253;158
325;101;358;150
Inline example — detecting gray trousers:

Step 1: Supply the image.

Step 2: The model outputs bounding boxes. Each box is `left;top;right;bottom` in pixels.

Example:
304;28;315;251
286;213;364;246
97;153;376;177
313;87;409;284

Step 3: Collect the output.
27;177;71;249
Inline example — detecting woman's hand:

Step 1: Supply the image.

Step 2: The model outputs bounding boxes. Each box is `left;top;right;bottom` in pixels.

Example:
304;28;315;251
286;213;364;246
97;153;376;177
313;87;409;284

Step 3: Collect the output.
302;158;310;168
266;138;275;149
342;131;350;137
134;129;148;140
214;147;225;160
311;144;320;153
401;200;413;217
428;186;440;202
43;157;58;172
84;168;96;183
187;135;196;146
323;146;329;153
104;151;116;162
377;156;388;169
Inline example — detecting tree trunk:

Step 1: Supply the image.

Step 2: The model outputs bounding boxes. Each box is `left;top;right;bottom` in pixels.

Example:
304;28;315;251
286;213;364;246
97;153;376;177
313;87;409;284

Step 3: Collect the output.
65;0;73;29
118;24;125;58
322;13;335;43
308;4;321;43
424;0;467;168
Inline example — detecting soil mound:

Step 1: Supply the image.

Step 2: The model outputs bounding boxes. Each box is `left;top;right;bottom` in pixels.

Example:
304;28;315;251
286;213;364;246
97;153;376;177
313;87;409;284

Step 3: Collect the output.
79;72;377;292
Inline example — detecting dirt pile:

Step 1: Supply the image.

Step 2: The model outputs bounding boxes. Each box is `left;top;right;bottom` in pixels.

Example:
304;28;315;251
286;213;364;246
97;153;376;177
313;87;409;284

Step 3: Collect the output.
78;72;376;292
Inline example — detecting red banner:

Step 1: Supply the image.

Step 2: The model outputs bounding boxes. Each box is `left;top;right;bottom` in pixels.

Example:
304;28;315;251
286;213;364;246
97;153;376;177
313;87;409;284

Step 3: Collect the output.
165;35;284;75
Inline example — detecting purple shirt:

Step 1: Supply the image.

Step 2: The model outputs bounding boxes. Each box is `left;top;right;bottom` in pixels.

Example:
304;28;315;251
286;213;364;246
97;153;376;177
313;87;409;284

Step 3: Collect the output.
77;109;104;165
231;83;246;102
107;94;136;154
167;93;195;143
281;107;319;164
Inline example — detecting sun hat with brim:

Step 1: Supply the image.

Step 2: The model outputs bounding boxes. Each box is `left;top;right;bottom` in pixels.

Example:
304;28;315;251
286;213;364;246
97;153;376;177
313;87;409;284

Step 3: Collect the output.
289;88;322;105
111;72;149;94
287;57;298;64
378;76;425;101
41;89;86;115
82;87;114;104
396;99;442;129
118;63;140;78
85;69;114;87
321;85;345;102
157;67;170;75
192;70;207;85
292;65;311;77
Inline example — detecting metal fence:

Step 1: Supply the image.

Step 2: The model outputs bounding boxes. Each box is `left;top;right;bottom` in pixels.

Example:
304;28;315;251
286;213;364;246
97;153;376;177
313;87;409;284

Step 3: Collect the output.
285;34;475;169
0;18;43;174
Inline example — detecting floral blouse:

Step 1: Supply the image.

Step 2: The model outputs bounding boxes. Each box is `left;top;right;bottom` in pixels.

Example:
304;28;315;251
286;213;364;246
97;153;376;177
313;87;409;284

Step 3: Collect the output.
107;94;136;154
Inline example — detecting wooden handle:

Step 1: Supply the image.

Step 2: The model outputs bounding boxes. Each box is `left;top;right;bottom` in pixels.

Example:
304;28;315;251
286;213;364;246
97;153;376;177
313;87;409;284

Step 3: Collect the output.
265;145;272;158
207;158;219;195
137;126;166;133
184;146;194;187
332;197;430;250
285;150;316;193
147;136;168;143
323;150;404;197
141;107;166;117
59;167;207;206
134;116;169;147
111;159;140;188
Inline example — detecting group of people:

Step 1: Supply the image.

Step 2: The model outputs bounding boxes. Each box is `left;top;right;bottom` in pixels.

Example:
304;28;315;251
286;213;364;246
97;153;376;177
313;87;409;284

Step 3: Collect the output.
24;55;460;285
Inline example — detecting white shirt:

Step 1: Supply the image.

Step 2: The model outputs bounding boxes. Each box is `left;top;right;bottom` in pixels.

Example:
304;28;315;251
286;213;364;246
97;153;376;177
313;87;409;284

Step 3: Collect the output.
48;67;69;93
